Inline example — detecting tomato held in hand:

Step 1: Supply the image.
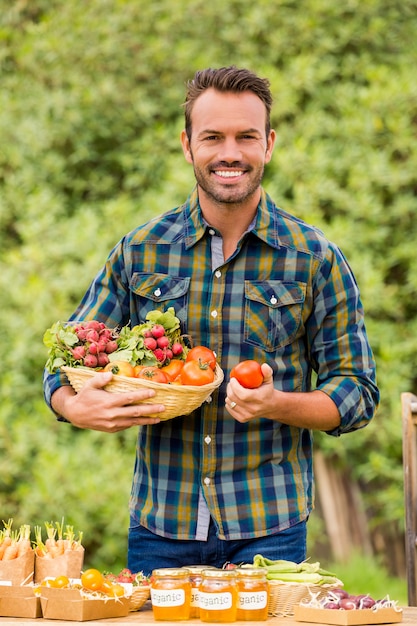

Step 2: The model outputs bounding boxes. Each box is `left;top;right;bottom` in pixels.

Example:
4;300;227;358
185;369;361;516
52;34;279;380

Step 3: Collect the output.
230;360;264;389
180;360;215;386
186;346;217;370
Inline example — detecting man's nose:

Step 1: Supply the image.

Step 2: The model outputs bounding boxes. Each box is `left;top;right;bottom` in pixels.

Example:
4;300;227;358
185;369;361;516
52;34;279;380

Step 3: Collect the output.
217;139;242;162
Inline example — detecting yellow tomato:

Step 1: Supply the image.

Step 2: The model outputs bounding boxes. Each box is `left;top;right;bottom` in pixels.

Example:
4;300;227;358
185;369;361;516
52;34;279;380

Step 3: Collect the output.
103;360;135;377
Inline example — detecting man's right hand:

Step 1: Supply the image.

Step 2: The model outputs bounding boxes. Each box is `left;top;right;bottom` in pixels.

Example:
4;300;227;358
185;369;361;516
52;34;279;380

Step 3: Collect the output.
51;371;164;432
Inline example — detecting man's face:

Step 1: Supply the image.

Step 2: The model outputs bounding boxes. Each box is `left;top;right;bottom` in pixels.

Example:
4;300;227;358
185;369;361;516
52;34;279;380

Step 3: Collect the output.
181;89;275;208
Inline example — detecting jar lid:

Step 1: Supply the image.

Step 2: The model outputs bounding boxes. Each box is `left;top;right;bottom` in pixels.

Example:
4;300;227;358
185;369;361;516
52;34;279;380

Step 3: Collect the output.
201;568;237;578
235;567;268;577
183;565;216;573
152;568;190;577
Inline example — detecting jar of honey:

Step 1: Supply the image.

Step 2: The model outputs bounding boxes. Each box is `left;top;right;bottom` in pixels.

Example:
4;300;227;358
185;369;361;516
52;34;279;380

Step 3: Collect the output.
199;568;238;623
235;568;269;621
183;565;216;618
150;568;192;621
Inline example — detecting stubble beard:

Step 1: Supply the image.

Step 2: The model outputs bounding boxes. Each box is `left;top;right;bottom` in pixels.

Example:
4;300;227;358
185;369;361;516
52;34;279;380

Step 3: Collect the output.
191;160;265;208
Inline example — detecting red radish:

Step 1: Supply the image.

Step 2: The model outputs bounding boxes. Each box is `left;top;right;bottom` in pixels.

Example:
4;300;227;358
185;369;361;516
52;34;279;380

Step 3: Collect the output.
165;349;173;361
171;342;183;356
105;340;118;354
153;348;166;362
76;328;88;341
71;346;86;360
97;352;110;367
151;324;165;338
96;339;108;352
84;354;98;368
144;337;157;351
88;343;98;355
156;336;170;349
85;320;102;331
86;329;99;343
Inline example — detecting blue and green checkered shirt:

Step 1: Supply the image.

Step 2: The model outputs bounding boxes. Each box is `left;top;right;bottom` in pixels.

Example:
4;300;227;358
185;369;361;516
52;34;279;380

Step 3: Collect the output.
44;187;379;540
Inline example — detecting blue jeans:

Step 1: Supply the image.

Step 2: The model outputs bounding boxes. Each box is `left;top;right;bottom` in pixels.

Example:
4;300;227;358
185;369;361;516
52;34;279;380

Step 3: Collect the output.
127;518;307;576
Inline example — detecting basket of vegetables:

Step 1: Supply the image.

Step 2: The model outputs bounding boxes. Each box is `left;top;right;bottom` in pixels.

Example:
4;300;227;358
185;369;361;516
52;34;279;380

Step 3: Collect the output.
104;569;150;612
44;308;224;421
251;555;344;617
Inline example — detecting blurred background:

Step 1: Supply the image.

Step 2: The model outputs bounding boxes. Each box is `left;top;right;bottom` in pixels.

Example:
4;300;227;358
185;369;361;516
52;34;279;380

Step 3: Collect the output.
1;0;416;601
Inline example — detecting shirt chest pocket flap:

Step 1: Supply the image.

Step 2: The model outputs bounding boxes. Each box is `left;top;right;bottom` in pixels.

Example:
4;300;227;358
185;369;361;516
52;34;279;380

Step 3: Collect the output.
130;273;190;321
244;280;306;351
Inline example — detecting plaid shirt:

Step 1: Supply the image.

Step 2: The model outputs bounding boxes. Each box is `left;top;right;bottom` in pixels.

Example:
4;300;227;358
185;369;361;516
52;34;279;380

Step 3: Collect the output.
44;187;379;540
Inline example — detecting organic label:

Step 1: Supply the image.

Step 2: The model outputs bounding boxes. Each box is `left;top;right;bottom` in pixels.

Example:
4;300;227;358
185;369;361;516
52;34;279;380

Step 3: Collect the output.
238;591;268;609
151;588;185;607
199;591;233;610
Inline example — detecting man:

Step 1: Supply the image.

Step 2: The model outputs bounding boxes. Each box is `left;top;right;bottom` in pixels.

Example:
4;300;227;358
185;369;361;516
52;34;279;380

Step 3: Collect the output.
44;66;379;574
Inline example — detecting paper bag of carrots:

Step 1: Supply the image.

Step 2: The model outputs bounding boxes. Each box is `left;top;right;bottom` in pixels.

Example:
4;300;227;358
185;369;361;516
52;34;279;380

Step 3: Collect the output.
0;520;35;585
34;519;84;583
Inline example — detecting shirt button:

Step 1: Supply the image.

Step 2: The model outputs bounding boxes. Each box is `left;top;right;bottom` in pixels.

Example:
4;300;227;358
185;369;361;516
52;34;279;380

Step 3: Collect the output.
154;288;161;297
215;270;221;278
209;229;216;235
270;296;277;304
204;477;211;486
204;436;211;445
211;310;218;318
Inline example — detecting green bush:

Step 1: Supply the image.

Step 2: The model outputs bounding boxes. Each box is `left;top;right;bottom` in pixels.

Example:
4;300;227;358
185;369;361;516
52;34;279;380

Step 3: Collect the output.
1;0;416;571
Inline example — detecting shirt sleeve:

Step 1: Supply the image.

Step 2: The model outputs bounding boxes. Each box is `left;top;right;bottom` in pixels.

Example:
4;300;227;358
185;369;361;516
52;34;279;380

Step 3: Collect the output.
307;242;380;436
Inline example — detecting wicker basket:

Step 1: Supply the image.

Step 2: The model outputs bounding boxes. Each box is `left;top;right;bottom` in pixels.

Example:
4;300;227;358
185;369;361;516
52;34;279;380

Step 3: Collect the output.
267;581;340;617
62;364;224;421
129;586;150;611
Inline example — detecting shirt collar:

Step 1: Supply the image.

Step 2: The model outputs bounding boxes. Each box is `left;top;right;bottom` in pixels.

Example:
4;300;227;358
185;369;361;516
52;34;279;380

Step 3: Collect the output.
182;186;281;250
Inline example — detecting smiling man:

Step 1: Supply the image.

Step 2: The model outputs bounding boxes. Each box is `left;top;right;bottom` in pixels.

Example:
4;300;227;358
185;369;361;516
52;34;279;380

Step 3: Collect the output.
43;66;379;575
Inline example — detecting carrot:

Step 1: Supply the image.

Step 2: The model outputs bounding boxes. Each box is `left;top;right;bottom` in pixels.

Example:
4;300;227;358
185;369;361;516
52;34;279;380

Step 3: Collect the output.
2;540;18;560
0;519;14;560
17;525;32;556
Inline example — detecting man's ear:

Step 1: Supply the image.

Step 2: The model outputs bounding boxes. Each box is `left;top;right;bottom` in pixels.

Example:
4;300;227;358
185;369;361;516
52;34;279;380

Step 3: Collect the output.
181;129;193;164
265;129;276;164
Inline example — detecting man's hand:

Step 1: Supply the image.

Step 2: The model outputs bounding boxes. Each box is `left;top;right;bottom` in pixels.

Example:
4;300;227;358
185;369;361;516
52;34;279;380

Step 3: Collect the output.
52;371;165;432
225;363;340;431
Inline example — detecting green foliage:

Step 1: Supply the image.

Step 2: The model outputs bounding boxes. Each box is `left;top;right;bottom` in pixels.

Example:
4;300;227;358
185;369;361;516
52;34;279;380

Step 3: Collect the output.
1;0;416;571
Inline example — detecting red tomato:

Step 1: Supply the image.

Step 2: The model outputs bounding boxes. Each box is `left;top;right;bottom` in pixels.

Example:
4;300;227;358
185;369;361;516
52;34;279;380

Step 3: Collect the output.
180;360;215;386
133;364;145;377
186;346;217;370
230;360;264;389
137;366;169;383
81;568;104;591
160;359;185;382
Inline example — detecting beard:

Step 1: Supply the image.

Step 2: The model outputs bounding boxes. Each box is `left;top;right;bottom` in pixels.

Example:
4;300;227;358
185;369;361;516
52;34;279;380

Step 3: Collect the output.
191;159;265;207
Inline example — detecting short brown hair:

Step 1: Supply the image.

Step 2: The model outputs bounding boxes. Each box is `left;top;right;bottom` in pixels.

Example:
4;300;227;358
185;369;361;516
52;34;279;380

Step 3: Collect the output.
183;66;273;140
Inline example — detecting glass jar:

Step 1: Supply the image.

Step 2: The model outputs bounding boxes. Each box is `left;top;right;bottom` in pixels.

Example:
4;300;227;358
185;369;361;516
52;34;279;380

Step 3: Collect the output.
150;568;192;621
235;568;269;621
199;568;238;623
183;565;216;618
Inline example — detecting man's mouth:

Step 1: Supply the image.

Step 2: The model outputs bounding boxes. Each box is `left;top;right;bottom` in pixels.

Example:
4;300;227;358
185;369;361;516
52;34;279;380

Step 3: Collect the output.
214;170;244;178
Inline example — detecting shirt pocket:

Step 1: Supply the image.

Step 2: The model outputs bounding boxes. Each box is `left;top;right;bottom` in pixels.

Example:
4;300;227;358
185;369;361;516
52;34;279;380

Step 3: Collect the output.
244;280;306;352
130;273;190;324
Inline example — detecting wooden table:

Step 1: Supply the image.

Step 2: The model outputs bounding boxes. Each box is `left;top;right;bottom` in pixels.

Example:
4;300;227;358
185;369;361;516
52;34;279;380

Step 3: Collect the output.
0;604;416;625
